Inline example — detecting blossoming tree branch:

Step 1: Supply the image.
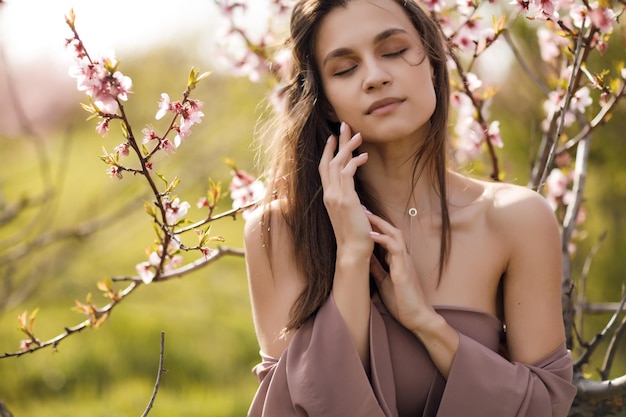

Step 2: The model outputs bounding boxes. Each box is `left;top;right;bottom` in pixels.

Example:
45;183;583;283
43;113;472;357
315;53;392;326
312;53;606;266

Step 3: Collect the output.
2;9;265;357
3;0;626;415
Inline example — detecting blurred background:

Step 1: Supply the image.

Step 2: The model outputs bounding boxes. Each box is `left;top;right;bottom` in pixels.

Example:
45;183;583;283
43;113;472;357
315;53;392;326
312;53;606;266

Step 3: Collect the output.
0;0;625;416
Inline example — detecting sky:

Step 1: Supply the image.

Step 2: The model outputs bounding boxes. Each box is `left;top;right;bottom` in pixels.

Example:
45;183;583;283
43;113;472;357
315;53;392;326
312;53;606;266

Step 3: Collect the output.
0;0;230;134
0;0;220;69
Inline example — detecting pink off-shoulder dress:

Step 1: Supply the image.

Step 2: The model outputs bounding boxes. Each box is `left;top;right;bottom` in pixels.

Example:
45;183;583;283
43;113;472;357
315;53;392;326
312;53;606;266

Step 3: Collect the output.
248;295;576;417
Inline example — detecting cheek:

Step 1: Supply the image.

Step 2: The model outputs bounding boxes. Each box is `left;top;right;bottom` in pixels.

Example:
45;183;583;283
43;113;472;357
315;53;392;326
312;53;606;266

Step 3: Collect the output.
324;88;355;120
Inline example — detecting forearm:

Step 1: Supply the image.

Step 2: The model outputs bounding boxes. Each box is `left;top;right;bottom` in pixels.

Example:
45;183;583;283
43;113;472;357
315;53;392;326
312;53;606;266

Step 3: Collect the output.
332;251;372;373
411;311;459;379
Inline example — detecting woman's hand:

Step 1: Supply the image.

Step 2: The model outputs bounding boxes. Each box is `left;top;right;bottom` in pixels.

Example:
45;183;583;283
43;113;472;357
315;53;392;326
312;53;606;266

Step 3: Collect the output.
319;122;373;370
319;122;372;258
366;210;434;332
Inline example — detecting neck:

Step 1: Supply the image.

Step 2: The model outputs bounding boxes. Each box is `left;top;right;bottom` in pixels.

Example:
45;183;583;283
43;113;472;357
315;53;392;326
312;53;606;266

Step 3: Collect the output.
357;142;437;215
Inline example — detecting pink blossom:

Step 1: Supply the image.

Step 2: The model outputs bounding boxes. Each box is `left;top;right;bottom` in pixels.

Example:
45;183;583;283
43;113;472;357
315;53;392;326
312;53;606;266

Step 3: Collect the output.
555;152;571;168
537;27;568;62
142;126;158;144
65;38;86;60
20;339;36;352
96;119;110;136
164;197;191;225
271;47;293;82
161;139;176;154
114;142;130;157
456;0;476;16
155;93;172;120
545;169;567;210
514;0;560;20
107;166;123;179
589;3;615;34
454;117;485;163
487;121;503;148
543;90;574;127
197;197;209;208
148;251;161;266
68;53;133;115
465;72;483;92
569;4;590;29
165;255;183;271
422;0;446;12
229;170;266;219
570;87;592;114
136;261;156;284
453;22;479;52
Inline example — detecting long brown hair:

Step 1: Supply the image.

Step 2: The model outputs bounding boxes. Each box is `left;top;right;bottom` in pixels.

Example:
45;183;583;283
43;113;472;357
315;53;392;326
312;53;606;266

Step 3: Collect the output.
258;0;451;331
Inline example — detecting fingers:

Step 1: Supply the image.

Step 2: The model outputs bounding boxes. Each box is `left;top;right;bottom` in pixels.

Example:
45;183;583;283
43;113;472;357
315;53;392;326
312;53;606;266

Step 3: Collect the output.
319;122;366;191
366;212;406;255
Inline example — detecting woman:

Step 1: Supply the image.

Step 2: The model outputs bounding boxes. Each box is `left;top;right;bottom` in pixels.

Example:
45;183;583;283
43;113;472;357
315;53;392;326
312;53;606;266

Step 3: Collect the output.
244;0;577;415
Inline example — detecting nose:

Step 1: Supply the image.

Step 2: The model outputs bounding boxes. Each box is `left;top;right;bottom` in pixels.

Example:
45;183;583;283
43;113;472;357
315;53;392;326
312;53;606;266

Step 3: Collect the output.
362;58;391;92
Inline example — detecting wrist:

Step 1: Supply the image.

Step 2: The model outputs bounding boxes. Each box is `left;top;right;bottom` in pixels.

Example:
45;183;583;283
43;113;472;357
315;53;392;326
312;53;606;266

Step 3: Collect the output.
410;309;451;340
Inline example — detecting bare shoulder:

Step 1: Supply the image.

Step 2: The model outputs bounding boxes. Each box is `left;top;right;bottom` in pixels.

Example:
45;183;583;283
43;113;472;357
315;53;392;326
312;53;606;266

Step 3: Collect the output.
483;181;560;243
480;181;564;363
244;199;305;359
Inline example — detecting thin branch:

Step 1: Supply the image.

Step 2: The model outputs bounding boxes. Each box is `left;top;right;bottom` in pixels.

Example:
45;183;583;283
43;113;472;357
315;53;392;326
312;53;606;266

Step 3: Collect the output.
501;30;551;95
0;246;242;359
580;302;626;314
0;198;142;265
0;400;13;417
174;201;257;234
141;332;166;417
575;372;626;397
558;80;626;153
573;290;626;371
533;28;586;193
600;284;626;380
576;231;608;337
562;127;591;253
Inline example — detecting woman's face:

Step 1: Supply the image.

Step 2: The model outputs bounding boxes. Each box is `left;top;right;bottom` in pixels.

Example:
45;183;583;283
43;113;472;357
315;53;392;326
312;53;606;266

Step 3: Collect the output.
314;0;436;144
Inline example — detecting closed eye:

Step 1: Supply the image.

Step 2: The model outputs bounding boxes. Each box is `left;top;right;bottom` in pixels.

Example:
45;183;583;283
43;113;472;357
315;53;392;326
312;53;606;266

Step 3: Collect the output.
333;65;357;77
383;48;407;58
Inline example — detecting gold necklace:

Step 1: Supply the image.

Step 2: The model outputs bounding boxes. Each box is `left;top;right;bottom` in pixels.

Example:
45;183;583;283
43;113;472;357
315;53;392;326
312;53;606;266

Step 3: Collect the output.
378;200;420;255
408;207;418;255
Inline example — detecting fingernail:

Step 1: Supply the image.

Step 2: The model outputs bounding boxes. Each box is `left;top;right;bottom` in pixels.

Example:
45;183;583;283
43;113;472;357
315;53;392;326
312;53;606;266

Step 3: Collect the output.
362;205;372;214
370;231;381;237
340;122;346;135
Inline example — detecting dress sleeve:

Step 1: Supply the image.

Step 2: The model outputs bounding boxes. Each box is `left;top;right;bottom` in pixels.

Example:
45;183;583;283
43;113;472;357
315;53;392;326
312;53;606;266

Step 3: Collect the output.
432;333;577;417
247;295;399;417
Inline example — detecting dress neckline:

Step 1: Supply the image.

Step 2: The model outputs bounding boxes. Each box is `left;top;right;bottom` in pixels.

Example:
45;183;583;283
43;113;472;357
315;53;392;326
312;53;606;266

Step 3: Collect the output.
433;304;503;326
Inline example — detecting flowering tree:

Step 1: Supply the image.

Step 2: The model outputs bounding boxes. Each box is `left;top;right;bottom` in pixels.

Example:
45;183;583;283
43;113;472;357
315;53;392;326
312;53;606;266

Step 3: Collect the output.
1;0;625;416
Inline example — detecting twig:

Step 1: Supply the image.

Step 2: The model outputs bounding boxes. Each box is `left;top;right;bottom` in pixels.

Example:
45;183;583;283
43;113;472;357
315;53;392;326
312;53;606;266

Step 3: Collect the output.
580;302;626;314
557;80;626;153
562;127;591;252
0;400;13;417
141;332;166;417
112;245;245;283
574;290;626;371
600;284;626;380
0;246;243;359
576;231;607;333
502;31;551;95
533;28;586;193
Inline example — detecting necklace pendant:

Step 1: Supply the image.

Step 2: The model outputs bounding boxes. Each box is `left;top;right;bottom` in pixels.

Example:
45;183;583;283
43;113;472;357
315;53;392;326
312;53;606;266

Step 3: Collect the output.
408;208;418;217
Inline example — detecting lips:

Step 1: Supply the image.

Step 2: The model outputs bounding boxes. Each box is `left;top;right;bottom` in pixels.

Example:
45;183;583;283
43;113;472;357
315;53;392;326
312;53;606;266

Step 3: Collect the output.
366;97;405;115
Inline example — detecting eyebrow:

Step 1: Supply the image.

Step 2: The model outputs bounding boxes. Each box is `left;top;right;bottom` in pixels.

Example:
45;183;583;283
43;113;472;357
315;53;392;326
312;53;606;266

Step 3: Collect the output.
321;28;409;67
